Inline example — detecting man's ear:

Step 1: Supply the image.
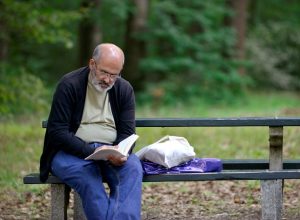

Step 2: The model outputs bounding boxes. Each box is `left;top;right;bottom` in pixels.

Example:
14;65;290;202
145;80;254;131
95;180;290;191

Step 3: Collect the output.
88;59;94;68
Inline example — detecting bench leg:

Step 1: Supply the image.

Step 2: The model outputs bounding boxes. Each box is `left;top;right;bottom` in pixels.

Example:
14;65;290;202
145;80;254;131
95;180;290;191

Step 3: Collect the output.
73;191;87;220
51;184;70;220
261;180;283;220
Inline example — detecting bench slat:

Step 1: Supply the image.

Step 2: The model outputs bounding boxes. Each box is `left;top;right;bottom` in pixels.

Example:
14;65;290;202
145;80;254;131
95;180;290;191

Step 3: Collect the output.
24;174;63;184
24;170;300;184
42;117;300;128
135;118;300;127
143;170;300;182
24;160;300;184
222;159;300;170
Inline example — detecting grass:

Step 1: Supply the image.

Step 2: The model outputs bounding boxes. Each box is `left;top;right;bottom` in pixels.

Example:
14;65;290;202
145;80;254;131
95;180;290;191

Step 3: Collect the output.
0;122;44;190
136;91;300;117
0;90;300;192
134;91;300;159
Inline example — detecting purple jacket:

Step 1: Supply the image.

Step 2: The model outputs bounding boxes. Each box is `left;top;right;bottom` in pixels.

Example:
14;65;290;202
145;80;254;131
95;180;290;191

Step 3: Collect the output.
39;67;135;182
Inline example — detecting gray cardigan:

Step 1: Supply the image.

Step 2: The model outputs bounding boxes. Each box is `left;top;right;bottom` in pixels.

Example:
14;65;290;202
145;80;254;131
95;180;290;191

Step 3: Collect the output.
39;67;136;182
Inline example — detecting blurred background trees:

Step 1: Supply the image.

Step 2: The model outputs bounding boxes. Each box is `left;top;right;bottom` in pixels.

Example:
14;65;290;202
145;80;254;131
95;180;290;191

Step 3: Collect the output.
0;0;299;116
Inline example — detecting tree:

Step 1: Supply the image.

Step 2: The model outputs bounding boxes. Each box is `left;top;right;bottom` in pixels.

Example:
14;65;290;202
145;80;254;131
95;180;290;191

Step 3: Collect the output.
246;0;300;90
136;0;245;103
78;0;102;66
0;0;82;116
0;1;8;61
225;0;249;75
123;0;149;90
0;0;81;67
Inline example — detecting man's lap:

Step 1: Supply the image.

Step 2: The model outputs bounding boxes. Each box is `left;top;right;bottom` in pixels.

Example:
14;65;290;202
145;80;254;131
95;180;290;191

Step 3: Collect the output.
51;149;142;182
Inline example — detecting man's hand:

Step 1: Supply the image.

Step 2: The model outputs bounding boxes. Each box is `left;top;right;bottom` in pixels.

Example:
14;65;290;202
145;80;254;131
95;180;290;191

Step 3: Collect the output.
107;155;127;166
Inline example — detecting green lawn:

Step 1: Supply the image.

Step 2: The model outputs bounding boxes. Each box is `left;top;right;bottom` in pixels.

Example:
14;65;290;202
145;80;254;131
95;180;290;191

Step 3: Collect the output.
136;91;300;117
0;91;299;191
135;91;300;158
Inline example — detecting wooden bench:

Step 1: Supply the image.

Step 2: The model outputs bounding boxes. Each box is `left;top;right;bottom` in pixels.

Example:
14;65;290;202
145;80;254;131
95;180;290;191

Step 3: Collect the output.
23;117;300;220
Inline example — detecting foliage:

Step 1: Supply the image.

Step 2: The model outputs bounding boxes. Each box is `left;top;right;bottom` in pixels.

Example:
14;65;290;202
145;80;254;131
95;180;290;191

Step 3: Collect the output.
138;0;247;104
81;0;249;104
1;0;81;50
0;0;84;117
99;0;132;45
0;0;299;116
0;63;49;117
247;23;300;90
246;0;300;90
0;0;83;83
1;0;79;45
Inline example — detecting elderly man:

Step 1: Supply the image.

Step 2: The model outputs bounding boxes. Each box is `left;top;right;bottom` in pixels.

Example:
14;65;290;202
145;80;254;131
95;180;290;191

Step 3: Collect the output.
39;43;143;220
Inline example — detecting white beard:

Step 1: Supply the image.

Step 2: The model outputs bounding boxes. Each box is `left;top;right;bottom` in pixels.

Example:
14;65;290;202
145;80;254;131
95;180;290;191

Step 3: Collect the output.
91;77;113;92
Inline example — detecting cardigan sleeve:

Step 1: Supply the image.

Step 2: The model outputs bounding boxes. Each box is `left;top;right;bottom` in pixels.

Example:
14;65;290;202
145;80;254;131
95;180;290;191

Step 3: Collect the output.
46;79;94;158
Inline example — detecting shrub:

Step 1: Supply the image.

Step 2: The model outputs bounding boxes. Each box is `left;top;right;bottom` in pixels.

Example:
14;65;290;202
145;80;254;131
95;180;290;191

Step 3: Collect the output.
246;22;300;90
137;0;248;105
0;63;49;117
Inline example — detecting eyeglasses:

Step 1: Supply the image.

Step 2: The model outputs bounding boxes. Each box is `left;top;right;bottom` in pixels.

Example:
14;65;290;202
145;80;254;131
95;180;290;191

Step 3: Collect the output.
93;60;121;81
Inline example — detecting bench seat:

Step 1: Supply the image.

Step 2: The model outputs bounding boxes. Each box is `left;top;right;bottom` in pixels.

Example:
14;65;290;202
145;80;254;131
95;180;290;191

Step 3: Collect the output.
24;170;300;184
23;159;300;184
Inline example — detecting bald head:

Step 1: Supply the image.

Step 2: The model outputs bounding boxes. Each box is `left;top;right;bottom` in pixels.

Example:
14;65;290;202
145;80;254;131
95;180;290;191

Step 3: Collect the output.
89;43;124;90
92;43;125;66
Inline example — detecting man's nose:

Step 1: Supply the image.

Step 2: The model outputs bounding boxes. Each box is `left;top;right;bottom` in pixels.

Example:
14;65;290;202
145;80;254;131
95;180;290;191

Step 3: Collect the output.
103;77;111;84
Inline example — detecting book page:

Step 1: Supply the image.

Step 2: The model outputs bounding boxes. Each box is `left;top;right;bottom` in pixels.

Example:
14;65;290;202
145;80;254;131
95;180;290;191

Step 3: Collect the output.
118;134;139;155
85;134;139;160
85;148;124;160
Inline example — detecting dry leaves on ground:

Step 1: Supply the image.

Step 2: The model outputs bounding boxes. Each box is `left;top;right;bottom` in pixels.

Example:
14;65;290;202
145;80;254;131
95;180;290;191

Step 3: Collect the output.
1;180;300;220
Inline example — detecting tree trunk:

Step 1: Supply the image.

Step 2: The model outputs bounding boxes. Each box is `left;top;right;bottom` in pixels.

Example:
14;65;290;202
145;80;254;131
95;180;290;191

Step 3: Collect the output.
0;33;8;62
225;0;249;74
232;0;248;61
123;0;148;91
0;1;8;61
78;0;102;67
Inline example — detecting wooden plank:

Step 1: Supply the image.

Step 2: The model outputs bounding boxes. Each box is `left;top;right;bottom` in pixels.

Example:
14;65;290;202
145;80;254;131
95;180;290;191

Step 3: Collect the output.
222;159;300;170
23;161;300;184
23;174;64;184
42;117;300;128
135;118;300;127
142;171;300;182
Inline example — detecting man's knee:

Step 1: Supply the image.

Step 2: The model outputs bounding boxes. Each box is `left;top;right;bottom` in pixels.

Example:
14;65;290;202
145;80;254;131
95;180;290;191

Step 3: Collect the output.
126;154;143;176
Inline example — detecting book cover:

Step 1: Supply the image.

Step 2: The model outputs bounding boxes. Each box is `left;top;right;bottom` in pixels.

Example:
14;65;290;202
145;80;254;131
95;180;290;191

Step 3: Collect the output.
85;134;139;160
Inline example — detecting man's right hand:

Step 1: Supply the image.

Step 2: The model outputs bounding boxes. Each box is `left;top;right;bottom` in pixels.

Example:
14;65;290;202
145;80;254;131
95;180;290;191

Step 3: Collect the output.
107;155;127;166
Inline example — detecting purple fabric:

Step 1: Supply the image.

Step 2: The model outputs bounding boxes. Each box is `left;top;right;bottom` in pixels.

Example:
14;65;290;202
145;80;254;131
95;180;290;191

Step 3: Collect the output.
141;158;223;175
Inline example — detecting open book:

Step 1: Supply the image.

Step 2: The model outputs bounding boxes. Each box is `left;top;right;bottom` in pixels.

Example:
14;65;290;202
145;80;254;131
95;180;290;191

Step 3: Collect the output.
85;134;139;160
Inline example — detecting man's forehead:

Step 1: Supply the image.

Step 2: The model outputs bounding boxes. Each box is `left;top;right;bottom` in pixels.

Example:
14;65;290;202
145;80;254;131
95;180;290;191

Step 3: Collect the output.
98;44;124;64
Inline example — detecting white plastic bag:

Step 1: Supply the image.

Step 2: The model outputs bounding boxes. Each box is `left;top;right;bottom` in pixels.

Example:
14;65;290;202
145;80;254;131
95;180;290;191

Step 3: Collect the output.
136;135;195;168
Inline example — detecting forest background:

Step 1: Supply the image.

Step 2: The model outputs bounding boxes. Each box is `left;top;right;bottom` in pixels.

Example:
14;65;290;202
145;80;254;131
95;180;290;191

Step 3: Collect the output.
1;0;300;219
1;0;300;116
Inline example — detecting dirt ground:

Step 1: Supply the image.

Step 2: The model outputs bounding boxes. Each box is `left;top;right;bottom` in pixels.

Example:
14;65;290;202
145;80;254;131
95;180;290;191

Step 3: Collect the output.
1;180;300;220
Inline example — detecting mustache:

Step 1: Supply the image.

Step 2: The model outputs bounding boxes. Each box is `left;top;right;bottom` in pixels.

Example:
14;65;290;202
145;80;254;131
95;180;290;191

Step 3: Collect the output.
91;77;109;87
91;78;113;92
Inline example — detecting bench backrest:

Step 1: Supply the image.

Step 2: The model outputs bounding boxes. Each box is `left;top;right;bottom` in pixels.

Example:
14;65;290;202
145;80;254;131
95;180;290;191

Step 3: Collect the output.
42;117;300;128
